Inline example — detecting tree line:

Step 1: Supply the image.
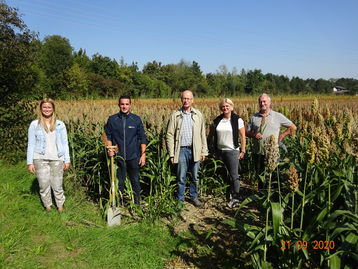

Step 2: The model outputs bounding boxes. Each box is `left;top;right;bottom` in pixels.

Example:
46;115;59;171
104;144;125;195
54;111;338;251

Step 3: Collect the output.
2;1;358;102
23;36;358;99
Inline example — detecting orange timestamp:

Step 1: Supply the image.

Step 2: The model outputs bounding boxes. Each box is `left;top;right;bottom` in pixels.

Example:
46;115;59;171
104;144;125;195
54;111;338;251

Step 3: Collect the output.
280;240;336;250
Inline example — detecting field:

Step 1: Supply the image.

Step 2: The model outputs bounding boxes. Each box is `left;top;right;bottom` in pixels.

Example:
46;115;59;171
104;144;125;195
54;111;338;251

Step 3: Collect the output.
1;95;357;268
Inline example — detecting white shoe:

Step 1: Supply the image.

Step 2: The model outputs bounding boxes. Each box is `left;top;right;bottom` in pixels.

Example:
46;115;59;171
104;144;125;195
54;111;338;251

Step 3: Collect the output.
227;199;239;209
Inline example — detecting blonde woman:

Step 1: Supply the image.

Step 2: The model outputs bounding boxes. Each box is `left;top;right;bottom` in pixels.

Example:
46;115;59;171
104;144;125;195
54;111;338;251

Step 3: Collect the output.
27;99;70;212
210;98;246;208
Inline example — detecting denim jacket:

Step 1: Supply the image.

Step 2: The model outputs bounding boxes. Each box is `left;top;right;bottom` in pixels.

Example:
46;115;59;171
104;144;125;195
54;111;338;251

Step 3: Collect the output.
27;120;71;165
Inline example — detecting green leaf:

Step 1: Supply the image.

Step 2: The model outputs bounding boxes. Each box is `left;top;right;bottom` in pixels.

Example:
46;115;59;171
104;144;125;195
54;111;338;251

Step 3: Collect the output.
329;255;341;269
317;207;328;222
301;247;309;260
222;218;236;227
248;230;265;251
261;261;273;269
237;194;260;211
331;184;344;202
331;227;355;239
345;233;358;245
271;202;282;240
332;170;344;177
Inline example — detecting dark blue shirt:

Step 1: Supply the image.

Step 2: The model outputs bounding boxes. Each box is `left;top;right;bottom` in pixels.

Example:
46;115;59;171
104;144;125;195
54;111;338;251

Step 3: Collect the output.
105;112;147;161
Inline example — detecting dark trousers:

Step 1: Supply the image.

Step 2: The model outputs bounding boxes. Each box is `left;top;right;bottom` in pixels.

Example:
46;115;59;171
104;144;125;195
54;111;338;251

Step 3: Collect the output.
253;154;265;190
116;158;140;204
217;150;241;200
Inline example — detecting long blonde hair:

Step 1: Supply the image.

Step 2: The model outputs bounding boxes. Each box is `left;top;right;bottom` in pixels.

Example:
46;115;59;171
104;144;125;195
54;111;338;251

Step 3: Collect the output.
38;98;57;132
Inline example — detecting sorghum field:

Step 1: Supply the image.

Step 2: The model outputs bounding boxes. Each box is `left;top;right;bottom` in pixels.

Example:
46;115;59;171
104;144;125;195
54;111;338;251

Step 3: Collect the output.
50;96;358;267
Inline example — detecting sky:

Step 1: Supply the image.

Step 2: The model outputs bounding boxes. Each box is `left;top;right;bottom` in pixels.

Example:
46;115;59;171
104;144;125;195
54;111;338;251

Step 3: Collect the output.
7;0;358;79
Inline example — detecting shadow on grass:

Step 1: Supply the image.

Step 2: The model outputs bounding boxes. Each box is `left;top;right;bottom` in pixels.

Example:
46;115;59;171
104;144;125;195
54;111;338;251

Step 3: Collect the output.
30;177;40;194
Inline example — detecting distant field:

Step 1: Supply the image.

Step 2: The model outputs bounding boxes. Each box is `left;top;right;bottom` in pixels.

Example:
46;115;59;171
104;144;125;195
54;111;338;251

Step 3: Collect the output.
54;95;358;133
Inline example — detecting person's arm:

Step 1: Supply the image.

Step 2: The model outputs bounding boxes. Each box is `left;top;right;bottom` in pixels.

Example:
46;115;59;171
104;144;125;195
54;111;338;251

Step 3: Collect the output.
200;115;208;162
63;163;71;170
246;126;263;140
166;113;176;164
247;130;263;139
27;122;36;173
61;122;71;169
207;123;216;156
138;118;147;166
278;123;297;143
239;126;246;159
246;116;263;140
139;144;146;166
104;118;116;157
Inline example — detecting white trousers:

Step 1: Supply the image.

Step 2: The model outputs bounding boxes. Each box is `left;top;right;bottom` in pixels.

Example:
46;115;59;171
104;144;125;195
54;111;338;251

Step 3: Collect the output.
34;159;65;208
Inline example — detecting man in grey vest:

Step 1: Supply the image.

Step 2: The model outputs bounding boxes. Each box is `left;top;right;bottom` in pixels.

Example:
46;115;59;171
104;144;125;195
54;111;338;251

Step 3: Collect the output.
247;93;296;188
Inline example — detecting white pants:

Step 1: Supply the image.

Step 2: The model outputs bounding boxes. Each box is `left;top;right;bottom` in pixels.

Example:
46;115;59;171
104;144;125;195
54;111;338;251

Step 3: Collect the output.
34;159;65;208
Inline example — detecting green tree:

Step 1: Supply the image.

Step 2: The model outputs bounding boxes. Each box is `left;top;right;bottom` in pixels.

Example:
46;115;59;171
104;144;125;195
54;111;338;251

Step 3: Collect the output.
226;73;245;96
88;73;124;97
206;73;226;95
290;76;306;94
130;72;172;97
275;75;291;93
245;69;265;94
0;1;37;162
73;48;91;72
168;60;206;95
38;35;73;97
40;35;73;77
64;63;89;98
351;84;358;95
313;79;332;93
143;61;164;81
335;78;358;93
90;53;120;79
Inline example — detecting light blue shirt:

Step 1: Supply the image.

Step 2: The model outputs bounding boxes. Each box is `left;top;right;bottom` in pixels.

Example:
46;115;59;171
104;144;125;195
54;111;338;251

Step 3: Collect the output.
180;109;193;147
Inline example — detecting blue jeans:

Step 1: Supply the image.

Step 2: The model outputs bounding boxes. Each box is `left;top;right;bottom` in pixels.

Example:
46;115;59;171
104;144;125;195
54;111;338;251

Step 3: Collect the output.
177;147;200;202
116;158;140;205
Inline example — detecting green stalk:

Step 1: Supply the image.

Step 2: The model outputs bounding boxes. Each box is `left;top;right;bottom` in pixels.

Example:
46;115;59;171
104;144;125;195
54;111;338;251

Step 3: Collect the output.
299;163;309;237
70;134;75;168
277;166;282;206
264;172;272;262
291;192;295;230
327;173;331;259
354;165;357;215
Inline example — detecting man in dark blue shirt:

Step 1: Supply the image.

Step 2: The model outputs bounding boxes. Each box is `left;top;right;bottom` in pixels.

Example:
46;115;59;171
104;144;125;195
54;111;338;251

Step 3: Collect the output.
105;96;147;205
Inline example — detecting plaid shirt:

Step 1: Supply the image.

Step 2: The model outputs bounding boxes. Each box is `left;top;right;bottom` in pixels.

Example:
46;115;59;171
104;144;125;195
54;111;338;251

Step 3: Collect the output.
180;110;193;147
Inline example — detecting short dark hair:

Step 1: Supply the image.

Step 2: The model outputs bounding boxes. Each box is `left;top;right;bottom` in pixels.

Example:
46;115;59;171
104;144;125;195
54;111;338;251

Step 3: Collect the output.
119;95;131;104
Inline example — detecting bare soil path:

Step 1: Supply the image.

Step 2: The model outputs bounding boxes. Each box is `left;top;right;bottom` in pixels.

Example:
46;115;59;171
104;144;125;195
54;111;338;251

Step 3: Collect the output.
164;182;257;269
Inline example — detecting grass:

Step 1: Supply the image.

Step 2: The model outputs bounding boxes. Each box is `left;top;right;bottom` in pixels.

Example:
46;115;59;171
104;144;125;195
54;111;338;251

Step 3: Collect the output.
0;162;182;269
